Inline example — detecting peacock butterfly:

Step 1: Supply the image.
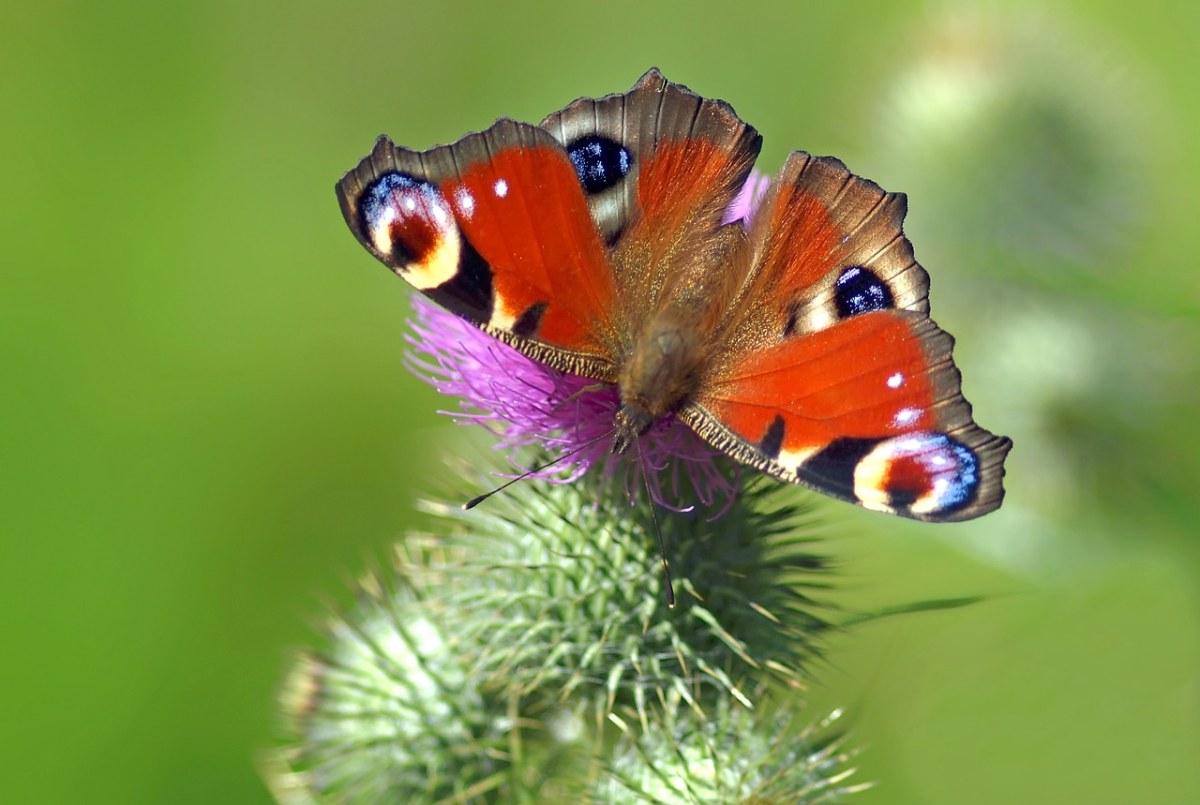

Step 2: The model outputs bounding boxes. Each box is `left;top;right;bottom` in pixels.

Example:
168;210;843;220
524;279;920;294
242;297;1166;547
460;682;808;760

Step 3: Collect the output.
336;69;1011;522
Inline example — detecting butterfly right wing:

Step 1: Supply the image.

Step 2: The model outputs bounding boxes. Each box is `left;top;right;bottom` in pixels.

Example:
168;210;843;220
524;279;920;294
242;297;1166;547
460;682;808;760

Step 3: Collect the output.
540;68;761;244
684;152;1011;521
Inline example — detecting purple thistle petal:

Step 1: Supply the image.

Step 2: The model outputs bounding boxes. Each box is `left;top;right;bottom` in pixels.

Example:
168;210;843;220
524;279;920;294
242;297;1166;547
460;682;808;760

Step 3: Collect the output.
723;169;772;227
404;297;740;515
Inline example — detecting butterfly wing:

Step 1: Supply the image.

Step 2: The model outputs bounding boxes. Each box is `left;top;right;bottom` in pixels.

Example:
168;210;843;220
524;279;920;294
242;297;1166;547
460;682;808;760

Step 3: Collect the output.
337;74;1009;520
539;68;762;333
540;68;761;241
337;121;619;379
684;152;1011;521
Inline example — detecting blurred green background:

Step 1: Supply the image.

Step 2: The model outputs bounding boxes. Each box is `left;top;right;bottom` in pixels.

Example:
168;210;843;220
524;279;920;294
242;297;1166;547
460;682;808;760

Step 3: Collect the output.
3;1;1197;802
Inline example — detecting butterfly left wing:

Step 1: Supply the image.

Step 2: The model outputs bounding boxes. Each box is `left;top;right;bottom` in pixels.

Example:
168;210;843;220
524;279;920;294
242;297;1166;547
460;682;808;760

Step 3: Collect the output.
683;152;1011;522
336;121;620;379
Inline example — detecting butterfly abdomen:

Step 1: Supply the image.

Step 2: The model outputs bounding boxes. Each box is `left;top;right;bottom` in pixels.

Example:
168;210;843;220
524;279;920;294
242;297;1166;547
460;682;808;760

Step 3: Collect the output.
612;309;711;454
610;215;751;454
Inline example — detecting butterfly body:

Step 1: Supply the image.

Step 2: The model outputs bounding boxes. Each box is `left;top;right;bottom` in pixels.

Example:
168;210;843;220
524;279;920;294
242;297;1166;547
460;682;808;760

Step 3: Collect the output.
337;69;1011;521
612;222;746;451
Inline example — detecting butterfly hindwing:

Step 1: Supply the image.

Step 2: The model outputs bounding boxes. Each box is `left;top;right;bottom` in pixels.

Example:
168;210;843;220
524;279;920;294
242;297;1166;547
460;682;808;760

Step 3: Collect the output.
540;68;762;248
727;151;930;345
540;69;762;333
336;122;618;378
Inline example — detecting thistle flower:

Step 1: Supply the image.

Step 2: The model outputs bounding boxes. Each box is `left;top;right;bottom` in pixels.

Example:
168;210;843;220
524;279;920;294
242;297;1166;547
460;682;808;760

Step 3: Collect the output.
271;472;860;803
405;171;772;516
270;577;500;803
439;471;830;712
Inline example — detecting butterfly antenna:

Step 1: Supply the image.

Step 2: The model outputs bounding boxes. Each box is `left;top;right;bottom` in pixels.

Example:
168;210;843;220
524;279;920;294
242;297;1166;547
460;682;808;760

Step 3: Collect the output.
635;435;675;608
463;433;610;510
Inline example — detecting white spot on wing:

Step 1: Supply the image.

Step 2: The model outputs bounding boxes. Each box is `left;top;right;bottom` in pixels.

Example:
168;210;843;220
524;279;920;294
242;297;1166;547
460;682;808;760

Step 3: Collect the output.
494;179;508;198
430;203;450;227
887;372;904;389
454;187;475;219
805;307;836;333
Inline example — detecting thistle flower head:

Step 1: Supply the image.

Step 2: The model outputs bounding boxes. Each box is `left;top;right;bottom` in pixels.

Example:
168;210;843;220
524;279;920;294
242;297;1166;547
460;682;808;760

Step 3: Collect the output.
270;567;502;803
271;471;857;803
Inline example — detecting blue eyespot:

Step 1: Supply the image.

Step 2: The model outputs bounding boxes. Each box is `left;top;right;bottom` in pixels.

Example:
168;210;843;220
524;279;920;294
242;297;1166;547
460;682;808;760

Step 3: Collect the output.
567;135;632;194
835;266;894;318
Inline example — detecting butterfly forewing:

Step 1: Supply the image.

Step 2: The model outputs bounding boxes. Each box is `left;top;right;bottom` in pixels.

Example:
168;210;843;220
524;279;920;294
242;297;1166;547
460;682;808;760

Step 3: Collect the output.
336;122;618;378
686;310;1009;520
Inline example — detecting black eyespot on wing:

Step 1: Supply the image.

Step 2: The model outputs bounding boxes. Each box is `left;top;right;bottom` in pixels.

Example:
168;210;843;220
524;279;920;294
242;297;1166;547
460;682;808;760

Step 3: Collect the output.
835;266;894;318
566;135;633;194
512;301;548;338
425;236;494;324
760;415;786;460
798;437;882;500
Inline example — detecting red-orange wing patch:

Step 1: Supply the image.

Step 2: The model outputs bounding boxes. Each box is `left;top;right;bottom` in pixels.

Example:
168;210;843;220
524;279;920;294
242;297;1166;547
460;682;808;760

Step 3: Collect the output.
539;68;761;252
698;312;938;452
727;152;931;343
539;69;762;331
686;311;1010;521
